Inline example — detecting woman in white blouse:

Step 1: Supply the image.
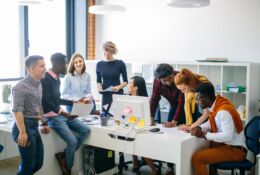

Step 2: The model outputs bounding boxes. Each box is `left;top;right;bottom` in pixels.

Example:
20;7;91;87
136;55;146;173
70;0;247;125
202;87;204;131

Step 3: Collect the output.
62;53;93;112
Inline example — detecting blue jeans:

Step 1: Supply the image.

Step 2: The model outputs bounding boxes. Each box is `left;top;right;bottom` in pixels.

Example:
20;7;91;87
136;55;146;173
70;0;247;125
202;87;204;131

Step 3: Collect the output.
12;118;44;175
47;116;90;169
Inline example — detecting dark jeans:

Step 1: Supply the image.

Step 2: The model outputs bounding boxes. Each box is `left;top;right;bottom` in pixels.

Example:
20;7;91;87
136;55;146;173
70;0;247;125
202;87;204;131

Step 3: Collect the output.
12;118;44;175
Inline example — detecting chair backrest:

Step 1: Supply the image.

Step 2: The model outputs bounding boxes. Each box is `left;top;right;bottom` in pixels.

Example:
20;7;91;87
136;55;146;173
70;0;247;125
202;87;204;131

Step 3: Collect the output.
0;144;3;153
244;116;260;164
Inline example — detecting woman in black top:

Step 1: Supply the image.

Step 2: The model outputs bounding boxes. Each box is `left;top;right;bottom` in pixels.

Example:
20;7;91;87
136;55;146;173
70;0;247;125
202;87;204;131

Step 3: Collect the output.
128;76;158;175
96;41;128;106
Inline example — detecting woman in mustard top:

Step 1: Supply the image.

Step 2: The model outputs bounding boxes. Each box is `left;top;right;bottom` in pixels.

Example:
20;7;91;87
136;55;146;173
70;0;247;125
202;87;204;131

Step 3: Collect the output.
174;68;210;131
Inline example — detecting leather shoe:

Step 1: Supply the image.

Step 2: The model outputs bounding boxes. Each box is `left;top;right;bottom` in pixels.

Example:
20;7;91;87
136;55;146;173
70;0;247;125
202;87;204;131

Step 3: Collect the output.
55;152;70;175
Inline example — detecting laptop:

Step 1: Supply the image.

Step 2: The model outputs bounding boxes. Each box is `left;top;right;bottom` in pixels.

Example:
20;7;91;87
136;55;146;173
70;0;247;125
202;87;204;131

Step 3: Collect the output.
71;103;94;117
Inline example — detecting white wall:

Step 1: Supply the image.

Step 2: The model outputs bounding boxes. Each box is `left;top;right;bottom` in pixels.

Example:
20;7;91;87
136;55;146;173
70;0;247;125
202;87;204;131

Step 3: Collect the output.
95;0;260;62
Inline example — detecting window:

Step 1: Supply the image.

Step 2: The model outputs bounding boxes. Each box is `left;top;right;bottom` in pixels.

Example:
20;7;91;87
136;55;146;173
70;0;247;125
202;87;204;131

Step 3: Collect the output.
28;0;66;68
0;2;20;79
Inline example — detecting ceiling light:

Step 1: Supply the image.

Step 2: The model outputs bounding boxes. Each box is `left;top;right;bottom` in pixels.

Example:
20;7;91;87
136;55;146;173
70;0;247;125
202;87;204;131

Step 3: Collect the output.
17;0;52;6
166;0;210;8
89;4;126;15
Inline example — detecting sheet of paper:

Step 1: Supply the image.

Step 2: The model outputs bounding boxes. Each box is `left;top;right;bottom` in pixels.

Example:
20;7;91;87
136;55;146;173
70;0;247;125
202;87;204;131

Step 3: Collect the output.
100;86;113;92
71;103;93;117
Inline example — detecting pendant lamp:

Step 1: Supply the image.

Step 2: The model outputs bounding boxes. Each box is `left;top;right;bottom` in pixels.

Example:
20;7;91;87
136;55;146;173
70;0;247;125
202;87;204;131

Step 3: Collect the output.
166;0;210;8
89;4;126;15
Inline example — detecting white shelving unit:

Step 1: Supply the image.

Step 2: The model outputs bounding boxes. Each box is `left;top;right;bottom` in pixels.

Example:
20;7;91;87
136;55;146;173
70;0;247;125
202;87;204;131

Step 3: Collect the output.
141;61;260;123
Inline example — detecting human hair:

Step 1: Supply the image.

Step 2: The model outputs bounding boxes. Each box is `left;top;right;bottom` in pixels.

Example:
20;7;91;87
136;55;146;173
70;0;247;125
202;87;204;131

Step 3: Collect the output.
131;76;148;97
25;55;44;69
154;63;174;79
50;52;67;68
67;53;86;76
195;82;216;101
102;41;118;55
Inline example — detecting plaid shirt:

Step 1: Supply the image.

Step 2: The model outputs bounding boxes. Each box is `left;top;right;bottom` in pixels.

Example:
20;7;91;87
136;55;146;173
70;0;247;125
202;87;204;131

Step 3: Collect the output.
150;71;184;122
12;75;42;119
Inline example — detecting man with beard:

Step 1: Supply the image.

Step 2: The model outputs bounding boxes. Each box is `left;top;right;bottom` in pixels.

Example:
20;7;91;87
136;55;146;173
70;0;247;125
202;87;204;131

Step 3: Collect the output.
150;63;185;175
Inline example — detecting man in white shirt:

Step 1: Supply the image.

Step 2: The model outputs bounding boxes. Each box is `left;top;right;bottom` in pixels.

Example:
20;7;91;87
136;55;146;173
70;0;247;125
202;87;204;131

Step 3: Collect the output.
191;82;247;175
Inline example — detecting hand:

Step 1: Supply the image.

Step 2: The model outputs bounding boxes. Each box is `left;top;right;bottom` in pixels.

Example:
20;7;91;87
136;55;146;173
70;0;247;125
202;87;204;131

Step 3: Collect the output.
40;126;50;134
80;97;92;104
191;127;206;139
163;121;176;128
60;111;70;118
97;85;103;92
112;86;121;92
17;132;28;147
178;124;191;131
77;98;91;104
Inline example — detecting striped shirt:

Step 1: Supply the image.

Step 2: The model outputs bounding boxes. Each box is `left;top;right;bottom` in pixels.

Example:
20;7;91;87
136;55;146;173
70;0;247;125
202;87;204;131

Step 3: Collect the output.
12;75;42;119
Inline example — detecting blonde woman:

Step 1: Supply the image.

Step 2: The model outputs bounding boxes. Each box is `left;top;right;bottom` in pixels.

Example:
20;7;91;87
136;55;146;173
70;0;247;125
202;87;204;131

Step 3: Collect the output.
96;41;128;106
174;68;210;131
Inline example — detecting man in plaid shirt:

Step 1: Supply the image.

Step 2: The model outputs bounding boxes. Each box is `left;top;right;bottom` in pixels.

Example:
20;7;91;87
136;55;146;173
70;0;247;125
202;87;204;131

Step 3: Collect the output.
150;63;185;127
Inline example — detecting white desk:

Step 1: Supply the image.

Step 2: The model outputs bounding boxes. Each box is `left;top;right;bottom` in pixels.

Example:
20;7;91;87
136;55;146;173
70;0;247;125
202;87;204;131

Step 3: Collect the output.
0;121;208;175
77;124;208;175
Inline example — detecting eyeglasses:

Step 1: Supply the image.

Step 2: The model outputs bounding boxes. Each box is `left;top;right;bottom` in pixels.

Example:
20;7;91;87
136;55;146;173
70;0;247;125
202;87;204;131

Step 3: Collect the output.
196;97;208;103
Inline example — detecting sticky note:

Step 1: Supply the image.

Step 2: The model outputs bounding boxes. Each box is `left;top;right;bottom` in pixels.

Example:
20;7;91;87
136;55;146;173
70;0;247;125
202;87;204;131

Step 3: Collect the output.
129;116;136;123
123;106;132;114
137;119;145;128
107;150;113;158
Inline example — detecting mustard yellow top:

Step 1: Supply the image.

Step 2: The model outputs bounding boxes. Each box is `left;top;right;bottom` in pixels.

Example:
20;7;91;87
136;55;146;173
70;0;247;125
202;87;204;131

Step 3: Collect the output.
185;75;208;125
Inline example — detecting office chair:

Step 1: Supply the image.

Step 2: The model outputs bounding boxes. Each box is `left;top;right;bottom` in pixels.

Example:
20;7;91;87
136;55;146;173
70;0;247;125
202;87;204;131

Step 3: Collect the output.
212;116;260;175
0;144;3;153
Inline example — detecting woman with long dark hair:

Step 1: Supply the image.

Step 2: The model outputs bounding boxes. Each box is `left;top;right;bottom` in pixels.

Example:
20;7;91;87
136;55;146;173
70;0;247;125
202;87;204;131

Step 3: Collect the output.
128;76;158;175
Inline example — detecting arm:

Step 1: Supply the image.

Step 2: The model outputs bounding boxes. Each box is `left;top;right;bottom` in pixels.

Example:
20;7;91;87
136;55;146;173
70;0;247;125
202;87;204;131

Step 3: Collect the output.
205;111;234;143
85;73;92;96
82;73;93;103
39;107;50;134
113;82;128;92
190;109;209;129
96;63;103;91
191;119;211;138
150;79;161;124
113;61;128;92
172;91;185;123
12;87;28;147
62;74;72;100
14;112;28;147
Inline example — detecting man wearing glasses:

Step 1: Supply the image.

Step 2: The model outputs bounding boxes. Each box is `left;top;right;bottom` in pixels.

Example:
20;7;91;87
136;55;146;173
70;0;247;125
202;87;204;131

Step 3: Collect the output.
191;82;246;175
